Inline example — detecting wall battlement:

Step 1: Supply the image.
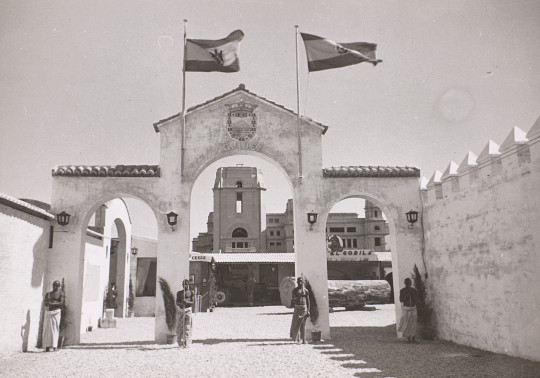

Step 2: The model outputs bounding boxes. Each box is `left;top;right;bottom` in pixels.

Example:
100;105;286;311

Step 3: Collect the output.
421;117;540;203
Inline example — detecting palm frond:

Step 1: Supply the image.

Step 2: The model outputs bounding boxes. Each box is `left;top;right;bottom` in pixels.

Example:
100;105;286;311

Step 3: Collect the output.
158;277;177;332
305;279;319;324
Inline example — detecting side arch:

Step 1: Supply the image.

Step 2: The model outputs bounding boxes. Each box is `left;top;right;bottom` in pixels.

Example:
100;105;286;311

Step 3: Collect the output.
319;177;424;336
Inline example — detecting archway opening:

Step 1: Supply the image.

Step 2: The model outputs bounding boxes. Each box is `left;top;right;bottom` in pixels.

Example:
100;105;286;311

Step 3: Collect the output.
189;155;294;309
325;197;396;327
80;197;157;343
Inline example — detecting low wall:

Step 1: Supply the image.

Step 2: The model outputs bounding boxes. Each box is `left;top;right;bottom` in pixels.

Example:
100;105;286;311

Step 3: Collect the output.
0;193;54;357
422;121;540;361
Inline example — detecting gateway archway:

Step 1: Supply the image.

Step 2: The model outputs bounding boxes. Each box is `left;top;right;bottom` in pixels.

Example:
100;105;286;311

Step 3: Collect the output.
189;155;294;309
48;84;422;344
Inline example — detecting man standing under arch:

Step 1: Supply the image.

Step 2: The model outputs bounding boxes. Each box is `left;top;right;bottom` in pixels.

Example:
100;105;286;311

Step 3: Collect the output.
176;279;194;348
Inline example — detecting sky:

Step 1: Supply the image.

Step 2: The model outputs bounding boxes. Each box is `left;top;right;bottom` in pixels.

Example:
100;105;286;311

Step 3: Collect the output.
1;1;539;239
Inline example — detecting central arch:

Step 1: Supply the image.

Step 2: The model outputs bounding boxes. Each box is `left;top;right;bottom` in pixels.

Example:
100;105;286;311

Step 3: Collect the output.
153;85;330;341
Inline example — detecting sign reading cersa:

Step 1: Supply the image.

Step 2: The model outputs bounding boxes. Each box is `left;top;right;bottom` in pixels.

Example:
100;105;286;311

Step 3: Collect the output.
327;249;374;262
189;253;211;262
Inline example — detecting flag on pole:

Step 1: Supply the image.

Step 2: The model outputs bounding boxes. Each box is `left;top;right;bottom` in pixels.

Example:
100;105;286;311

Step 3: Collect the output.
185;30;244;72
300;32;382;72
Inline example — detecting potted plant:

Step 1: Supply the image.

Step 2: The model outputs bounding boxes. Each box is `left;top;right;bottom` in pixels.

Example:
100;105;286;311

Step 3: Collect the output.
127;278;135;318
158;277;177;344
413;264;435;340
208;271;218;312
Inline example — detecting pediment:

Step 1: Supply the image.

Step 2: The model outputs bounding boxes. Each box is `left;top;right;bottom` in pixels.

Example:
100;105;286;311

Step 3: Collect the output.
153;84;329;134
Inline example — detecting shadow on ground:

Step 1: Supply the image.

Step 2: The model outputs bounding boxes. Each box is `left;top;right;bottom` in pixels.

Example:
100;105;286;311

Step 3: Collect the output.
194;338;291;345
321;325;540;378
257;311;292;316
68;340;159;351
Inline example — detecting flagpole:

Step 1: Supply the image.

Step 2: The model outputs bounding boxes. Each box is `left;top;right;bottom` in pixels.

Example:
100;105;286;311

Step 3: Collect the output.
181;19;188;178
295;25;303;180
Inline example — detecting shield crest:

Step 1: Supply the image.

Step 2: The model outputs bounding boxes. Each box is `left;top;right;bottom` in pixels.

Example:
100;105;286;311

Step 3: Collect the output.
225;103;257;142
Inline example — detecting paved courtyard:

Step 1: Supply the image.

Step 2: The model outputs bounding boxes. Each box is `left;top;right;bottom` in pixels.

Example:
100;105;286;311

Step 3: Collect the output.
1;305;539;377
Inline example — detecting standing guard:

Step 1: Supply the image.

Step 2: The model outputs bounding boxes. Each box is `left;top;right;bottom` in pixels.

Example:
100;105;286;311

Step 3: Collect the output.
42;280;65;352
176;279;194;348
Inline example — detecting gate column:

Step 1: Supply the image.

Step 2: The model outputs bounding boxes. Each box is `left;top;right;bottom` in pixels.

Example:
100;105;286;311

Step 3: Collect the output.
154;194;191;343
47;206;85;346
293;183;330;340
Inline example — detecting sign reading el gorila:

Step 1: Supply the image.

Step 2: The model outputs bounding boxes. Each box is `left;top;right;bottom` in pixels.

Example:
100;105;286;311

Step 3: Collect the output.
226;103;257;142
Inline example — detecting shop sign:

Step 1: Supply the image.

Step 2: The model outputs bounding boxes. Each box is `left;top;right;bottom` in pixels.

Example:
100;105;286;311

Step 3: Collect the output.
327;249;375;262
189;252;212;262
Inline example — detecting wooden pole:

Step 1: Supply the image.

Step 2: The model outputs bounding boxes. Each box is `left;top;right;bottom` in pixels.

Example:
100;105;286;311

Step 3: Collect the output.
181;19;187;178
295;25;303;179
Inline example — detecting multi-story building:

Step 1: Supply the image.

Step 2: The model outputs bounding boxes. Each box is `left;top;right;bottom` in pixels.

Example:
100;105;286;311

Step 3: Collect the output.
263;199;388;253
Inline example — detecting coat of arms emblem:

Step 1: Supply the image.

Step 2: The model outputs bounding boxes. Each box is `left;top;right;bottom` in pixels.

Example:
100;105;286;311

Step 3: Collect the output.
225;103;257;142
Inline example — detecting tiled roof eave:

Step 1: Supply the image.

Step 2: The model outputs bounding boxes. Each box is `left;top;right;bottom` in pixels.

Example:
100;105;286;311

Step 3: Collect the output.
51;165;160;178
0;192;55;220
323;166;420;178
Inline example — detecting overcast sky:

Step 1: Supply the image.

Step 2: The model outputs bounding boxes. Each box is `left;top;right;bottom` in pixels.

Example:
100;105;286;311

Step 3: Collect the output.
1;1;539;239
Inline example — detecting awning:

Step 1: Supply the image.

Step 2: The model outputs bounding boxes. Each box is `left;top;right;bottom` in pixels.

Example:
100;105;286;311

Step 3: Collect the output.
190;251;391;263
190;252;295;264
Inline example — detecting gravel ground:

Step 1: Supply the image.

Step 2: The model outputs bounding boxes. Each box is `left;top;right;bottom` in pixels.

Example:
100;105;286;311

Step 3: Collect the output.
1;305;539;378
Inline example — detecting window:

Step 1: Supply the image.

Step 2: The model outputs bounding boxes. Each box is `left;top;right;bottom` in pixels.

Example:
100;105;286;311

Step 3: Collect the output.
269;242;275;246
232;241;248;248
375;237;382;247
269;231;274;236
274;218;280;223
374;210;379;217
268;218;274;223
136;258;157;297
276;231;281;236
374;226;380;231
276;242;282;247
236;181;243;188
346;239;352;248
353;239;358;248
232;228;248;238
236;192;243;213
346;227;356;233
329;227;345;233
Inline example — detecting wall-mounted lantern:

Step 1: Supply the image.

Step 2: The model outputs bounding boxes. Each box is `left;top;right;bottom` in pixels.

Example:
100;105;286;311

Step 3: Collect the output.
307;212;318;230
405;209;419;229
166;211;178;231
56;211;71;226
131;247;138;255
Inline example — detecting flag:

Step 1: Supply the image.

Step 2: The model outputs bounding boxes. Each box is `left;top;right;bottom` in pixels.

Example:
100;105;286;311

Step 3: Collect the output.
300;33;382;72
185;30;244;72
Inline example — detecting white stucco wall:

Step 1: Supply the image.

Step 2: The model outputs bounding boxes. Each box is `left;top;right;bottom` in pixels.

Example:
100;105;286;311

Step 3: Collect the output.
423;125;540;361
0;199;52;357
81;239;107;331
131;235;158;316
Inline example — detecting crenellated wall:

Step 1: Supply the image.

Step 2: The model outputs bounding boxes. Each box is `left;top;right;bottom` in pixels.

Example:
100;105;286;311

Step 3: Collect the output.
421;117;540;361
